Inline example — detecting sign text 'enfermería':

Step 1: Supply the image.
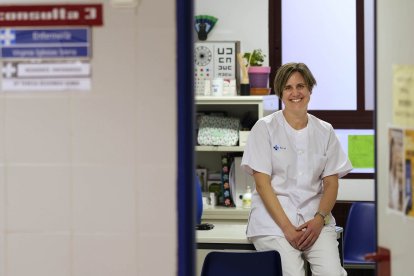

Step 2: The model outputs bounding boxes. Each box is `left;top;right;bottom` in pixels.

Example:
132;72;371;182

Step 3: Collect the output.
0;28;91;59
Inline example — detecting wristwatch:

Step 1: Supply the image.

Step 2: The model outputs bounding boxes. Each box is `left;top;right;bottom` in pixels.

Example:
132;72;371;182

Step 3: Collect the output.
314;211;330;225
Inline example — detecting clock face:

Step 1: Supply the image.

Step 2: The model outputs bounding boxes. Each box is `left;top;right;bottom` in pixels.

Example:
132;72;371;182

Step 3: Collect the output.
194;45;212;66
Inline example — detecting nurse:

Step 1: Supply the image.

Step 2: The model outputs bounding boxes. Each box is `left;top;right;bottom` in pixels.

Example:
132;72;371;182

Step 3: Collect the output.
241;62;352;276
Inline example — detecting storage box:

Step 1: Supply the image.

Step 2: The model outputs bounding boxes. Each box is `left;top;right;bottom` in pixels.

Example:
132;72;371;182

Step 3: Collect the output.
239;131;250;147
234;157;255;207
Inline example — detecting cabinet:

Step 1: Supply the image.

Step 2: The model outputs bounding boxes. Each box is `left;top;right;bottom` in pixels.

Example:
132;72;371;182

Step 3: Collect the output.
196;95;278;167
196;95;279;205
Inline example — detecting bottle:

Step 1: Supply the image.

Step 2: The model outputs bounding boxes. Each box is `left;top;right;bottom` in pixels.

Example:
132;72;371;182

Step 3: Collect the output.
210;192;216;207
242;186;252;209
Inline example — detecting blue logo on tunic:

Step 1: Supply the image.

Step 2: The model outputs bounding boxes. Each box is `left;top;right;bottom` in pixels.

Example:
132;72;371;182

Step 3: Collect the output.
273;144;286;151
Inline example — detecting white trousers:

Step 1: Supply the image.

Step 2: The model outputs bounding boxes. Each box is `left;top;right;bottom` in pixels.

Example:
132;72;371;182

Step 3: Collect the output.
251;227;347;276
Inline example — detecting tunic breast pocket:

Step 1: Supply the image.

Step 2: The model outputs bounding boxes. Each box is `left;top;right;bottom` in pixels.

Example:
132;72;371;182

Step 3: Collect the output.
312;154;328;179
271;150;293;182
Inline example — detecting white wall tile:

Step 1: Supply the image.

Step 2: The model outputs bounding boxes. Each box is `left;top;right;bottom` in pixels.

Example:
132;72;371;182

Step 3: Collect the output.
0;234;5;276
73;234;137;276
135;0;177;274
7;234;71;276
72;165;136;233
137;165;176;276
138;165;176;233
138;234;175;276
5;98;71;164
71;96;137;165
0;166;5;233
0;99;6;165
0;1;178;275
91;15;136;98
7;166;71;232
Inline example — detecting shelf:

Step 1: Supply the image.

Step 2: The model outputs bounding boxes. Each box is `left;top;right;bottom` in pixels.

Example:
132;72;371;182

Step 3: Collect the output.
196;95;279;121
196;145;244;152
195;95;278;170
202;206;250;221
196;95;278;106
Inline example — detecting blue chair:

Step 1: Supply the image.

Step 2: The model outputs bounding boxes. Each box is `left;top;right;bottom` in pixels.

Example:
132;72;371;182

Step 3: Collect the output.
343;202;376;269
195;175;203;225
200;250;283;276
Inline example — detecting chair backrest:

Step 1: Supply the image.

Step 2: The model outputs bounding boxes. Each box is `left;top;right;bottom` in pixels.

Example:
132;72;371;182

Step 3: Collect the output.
195;175;203;225
200;250;282;276
344;202;376;261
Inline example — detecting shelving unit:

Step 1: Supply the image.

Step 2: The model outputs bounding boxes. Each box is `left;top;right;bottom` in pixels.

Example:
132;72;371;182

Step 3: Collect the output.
196;95;278;122
196;95;279;189
196;95;278;154
195;145;244;152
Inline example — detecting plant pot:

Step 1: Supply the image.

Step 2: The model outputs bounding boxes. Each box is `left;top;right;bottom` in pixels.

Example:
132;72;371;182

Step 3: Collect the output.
248;66;271;88
250;88;271;95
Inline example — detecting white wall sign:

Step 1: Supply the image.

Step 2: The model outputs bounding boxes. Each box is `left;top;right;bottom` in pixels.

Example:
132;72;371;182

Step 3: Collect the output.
1;61;91;91
2;78;90;91
393;65;414;127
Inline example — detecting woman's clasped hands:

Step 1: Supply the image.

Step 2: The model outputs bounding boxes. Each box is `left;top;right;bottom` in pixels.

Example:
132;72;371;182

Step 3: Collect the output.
285;217;324;251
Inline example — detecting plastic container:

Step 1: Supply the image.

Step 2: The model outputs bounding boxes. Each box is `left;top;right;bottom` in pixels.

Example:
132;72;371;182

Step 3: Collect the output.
248;66;271;88
250;88;271;95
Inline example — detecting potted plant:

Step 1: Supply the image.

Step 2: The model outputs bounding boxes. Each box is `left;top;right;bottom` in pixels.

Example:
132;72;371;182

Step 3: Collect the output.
243;49;271;91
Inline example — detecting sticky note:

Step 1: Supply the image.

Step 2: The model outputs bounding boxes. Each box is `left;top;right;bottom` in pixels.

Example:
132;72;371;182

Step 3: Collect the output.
348;135;375;168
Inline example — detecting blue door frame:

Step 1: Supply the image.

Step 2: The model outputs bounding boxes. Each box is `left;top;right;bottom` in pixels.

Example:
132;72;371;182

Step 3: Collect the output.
177;0;195;275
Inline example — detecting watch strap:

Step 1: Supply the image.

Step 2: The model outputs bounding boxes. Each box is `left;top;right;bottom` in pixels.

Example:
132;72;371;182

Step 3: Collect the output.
314;211;329;225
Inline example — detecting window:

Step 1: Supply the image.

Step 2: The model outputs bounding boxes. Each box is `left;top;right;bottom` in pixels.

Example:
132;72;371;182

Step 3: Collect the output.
269;0;375;178
269;0;374;129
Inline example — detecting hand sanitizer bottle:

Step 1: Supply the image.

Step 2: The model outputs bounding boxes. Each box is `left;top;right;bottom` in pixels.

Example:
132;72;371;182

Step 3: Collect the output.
242;186;252;209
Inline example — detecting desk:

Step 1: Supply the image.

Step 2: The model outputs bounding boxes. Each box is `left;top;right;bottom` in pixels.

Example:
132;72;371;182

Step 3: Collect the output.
197;224;254;250
197;224;344;265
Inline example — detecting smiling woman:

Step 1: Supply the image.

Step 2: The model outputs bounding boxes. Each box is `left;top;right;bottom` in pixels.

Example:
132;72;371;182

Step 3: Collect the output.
281;72;312;121
241;62;352;276
274;63;316;129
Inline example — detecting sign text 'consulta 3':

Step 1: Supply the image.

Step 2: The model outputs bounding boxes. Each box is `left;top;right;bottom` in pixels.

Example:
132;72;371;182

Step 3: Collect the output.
0;4;103;26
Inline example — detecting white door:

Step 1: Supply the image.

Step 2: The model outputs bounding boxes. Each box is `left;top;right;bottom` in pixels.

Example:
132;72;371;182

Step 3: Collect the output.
377;0;414;274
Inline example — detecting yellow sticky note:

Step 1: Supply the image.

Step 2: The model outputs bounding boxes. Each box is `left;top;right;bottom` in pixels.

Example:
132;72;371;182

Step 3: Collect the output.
393;65;414;127
348;135;374;168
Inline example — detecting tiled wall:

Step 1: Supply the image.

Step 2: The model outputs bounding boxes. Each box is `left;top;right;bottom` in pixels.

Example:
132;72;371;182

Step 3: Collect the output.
0;1;177;275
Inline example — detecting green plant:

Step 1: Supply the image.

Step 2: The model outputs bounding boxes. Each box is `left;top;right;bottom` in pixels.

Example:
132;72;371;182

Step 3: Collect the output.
243;49;266;66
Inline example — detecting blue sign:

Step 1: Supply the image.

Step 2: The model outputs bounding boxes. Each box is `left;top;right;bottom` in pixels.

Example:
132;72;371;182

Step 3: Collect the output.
2;47;89;58
0;28;90;59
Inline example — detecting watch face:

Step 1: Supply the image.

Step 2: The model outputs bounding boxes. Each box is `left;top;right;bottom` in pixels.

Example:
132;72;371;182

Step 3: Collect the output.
195;45;212;66
315;211;330;225
324;214;330;225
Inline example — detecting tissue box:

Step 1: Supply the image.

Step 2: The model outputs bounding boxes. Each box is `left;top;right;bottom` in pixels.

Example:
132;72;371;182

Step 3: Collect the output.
239;131;250;147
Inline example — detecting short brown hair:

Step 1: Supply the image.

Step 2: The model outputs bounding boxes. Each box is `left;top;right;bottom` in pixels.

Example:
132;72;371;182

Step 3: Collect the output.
273;62;317;98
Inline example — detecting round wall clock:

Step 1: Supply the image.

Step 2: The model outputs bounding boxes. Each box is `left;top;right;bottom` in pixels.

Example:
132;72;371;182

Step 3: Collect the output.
194;45;212;66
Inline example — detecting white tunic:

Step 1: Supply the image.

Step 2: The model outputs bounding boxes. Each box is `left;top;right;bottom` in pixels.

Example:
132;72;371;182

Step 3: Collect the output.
241;110;352;238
